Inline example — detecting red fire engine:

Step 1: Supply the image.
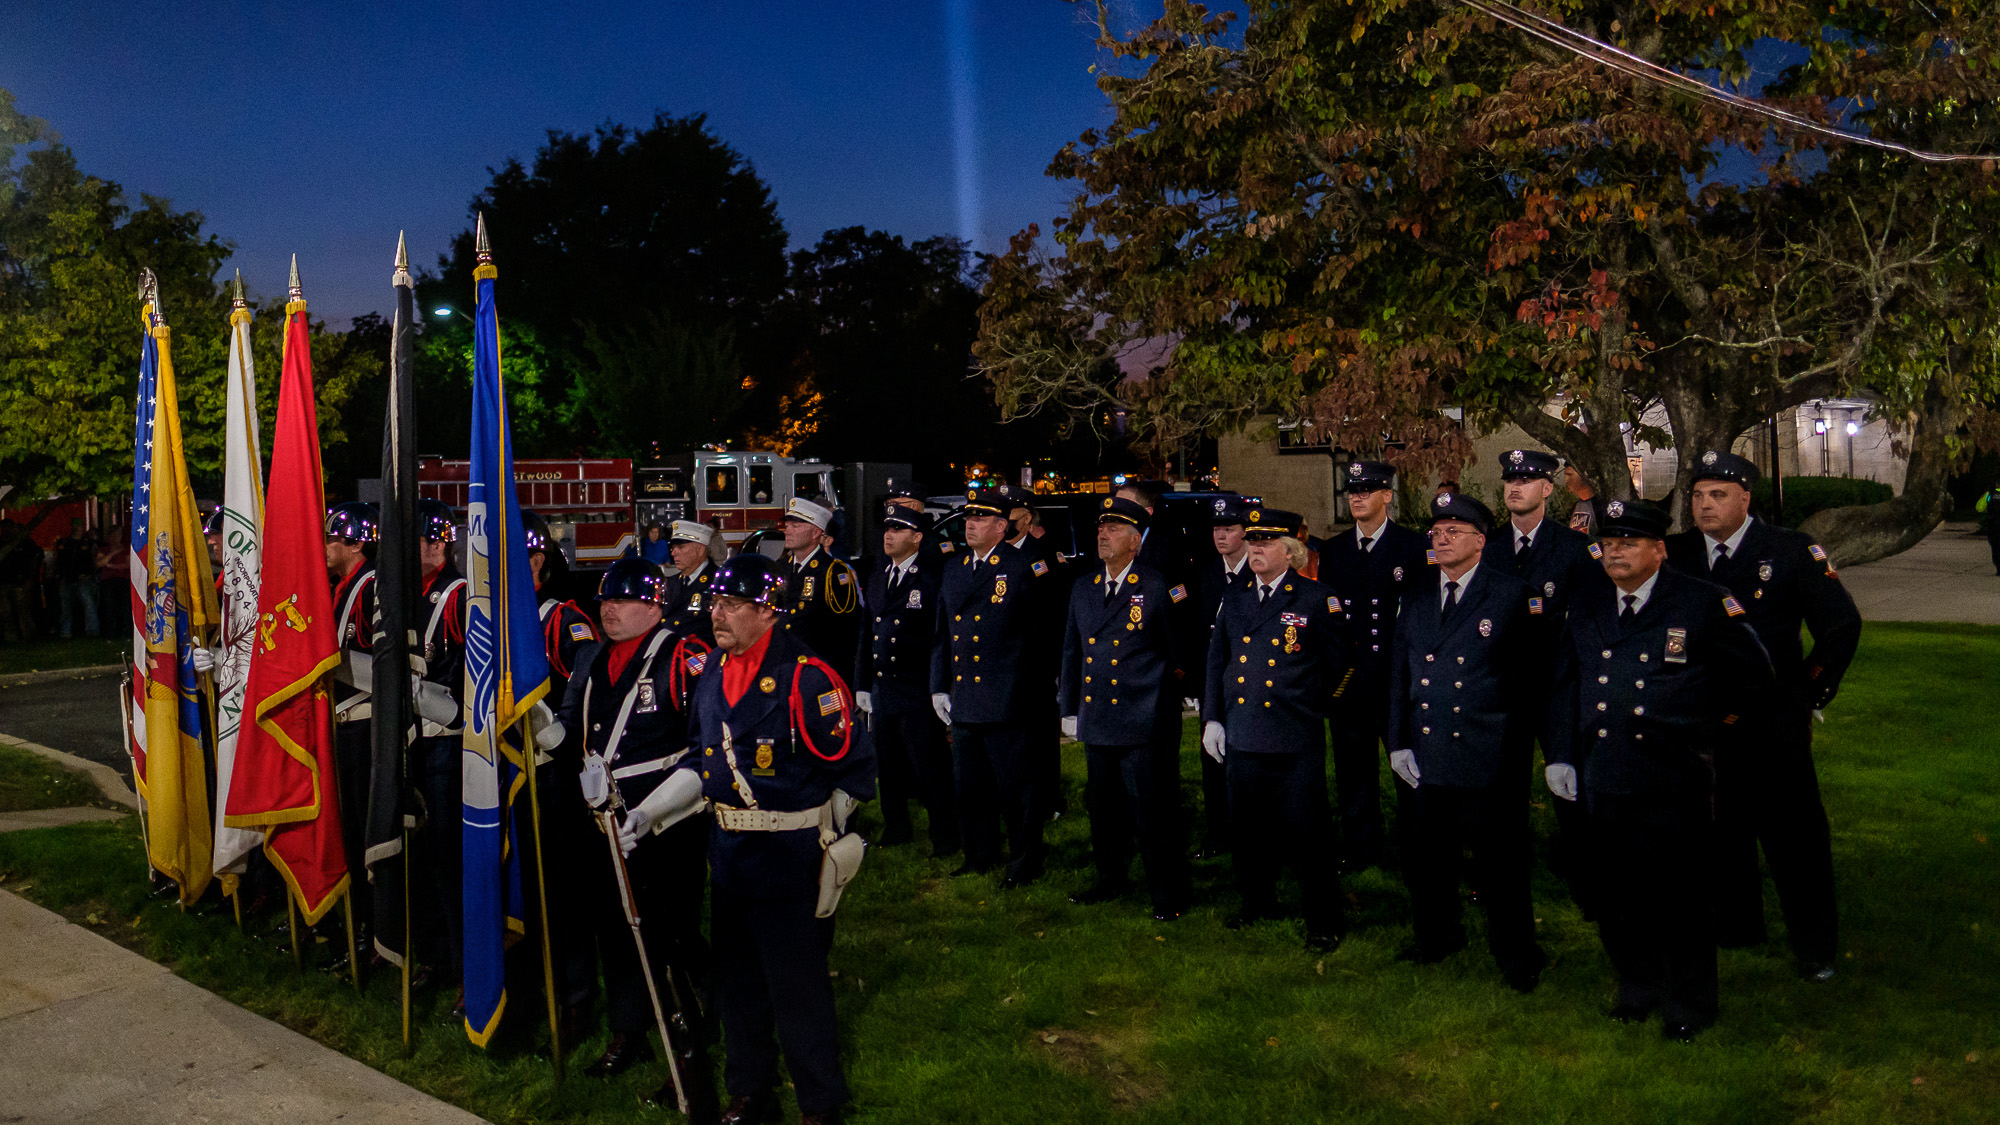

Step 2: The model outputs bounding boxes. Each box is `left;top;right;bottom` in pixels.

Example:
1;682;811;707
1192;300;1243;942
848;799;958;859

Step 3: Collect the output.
418;456;637;567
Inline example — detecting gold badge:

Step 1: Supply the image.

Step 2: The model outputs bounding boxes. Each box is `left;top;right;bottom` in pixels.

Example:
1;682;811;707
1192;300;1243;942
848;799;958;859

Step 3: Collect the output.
802;576;816;599
991;577;1008;603
1283;624;1299;653
758;675;777;694
755;743;774;770
1129;604;1142;625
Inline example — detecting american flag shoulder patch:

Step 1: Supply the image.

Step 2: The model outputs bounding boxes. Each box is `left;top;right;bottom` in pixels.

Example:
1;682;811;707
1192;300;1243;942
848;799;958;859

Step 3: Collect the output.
1588;543;1603;559
686;652;708;674
1327;596;1342;613
1528;597;1544;615
568;622;591;641
1169;583;1188;602
1425;549;1438;565
818;690;842;716
1032;560;1049;576
836;568;852;585
1808;544;1828;561
1723;596;1746;617
939;542;955;553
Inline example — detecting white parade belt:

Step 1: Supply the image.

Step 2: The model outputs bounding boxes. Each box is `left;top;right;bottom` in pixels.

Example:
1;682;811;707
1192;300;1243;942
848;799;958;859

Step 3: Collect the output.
711;801;830;833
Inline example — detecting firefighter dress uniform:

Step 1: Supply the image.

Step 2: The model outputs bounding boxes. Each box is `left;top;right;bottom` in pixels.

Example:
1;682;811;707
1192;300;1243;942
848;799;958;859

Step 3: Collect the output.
326;502;380;933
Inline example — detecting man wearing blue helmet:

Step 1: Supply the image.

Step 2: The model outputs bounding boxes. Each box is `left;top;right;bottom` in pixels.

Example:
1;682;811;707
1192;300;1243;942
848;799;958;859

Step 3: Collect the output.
407;497;469;1004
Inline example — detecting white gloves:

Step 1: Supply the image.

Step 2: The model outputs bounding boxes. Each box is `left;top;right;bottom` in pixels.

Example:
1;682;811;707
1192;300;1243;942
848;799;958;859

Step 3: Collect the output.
414;679;458;725
1060;715;1078;740
1182;697;1199;713
617;770;704;854
1201;721;1226;763
855;691;873;715
931;692;952;726
530;700;564;751
337;649;373;688
1545;763;1579;802
1389;749;1421;789
192;646;217;674
580;753;611;809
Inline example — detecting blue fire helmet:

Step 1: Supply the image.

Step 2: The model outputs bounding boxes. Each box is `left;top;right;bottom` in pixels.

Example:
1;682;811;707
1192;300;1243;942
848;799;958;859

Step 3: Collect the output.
521;509;552;552
202;507;226;537
596;557;670;605
418;498;458;543
708;552;787;612
325;501;381;544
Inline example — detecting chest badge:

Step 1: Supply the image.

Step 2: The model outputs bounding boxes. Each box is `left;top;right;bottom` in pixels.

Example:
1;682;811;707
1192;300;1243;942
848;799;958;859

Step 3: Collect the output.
1393;566;1405;581
688;594;702;612
991;577;1008;603
1478;618;1493;637
1544;581;1556;596
1128;603;1143;625
1664;627;1689;664
758;675;777;694
802;576;816;600
906;588;922;609
1757;562;1772;582
635;680;658;713
755;742;774;771
1283;624;1300;653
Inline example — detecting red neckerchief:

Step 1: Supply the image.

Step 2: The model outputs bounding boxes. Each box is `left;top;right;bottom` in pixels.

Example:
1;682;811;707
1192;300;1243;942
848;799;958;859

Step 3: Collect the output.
720;627;775;707
605;633;647;684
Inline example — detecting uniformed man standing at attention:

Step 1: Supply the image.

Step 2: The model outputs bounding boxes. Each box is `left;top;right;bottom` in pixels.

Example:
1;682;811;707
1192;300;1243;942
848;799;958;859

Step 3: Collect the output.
1481;448;1605;909
663;554;877;1125
1387;492;1546;991
408;498;469;1000
1545;499;1774;1040
325;501;380;939
1201;508;1348;952
854;504;959;855
1060;497;1193;920
1003;486;1069;822
550;558;717;1114
779;497;863;665
661;520;719;647
931;487;1058;887
1191;495;1259;857
1319;460;1431;871
1665;451;1861;981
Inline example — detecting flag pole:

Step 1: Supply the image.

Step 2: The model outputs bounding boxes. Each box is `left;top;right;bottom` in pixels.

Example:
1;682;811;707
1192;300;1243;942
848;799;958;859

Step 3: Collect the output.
342;888;361;990
402;824;412;1051
524;710;563;1080
286;890;304;971
117;671;156;885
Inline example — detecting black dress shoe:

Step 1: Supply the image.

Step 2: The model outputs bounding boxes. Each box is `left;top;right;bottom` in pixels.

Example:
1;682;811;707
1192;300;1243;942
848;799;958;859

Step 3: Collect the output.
1069;883;1126;906
1662;1020;1710;1043
1305;929;1343;954
1797;960;1836;983
1607;1001;1657;1024
718;1091;781;1124
584;1031;654;1078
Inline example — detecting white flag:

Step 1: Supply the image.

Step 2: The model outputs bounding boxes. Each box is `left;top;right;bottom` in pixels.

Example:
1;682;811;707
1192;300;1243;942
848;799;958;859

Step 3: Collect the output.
212;294;265;880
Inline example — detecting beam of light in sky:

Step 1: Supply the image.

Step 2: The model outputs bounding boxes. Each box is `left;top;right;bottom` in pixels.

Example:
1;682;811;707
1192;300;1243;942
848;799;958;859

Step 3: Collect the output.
945;0;982;249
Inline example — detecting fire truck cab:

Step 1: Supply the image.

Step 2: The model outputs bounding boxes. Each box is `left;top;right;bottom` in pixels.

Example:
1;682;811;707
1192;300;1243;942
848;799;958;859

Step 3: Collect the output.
640;449;837;547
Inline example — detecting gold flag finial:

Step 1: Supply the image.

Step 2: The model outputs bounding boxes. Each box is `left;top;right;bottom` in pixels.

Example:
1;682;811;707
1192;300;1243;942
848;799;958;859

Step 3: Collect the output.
475;212;492;264
138;268;163;324
231;269;247;309
393;230;412;288
288;254;303;302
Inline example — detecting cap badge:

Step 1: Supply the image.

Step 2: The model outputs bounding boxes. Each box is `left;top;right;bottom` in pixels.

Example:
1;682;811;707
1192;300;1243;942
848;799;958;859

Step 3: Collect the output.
1213;498;1226;513
1102;497;1114;509
967;490;977;500
1348;462;1362;476
1248;510;1262;523
1606;500;1625;519
1435;493;1452;508
1510;450;1524;465
1702;451;1719;465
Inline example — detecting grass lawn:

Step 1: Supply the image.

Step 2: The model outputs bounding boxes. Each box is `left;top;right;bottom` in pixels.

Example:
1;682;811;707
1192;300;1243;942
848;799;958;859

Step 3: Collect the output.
0;622;1994;1123
0;636;127;675
0;742;103;811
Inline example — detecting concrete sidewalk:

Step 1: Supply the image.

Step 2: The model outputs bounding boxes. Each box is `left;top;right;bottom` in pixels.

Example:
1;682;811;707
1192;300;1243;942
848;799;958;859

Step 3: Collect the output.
0;889;486;1125
1839;522;2000;625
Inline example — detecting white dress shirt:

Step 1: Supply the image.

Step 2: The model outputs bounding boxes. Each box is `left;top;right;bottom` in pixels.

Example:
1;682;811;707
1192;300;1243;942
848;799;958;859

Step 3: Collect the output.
1702;516;1754;568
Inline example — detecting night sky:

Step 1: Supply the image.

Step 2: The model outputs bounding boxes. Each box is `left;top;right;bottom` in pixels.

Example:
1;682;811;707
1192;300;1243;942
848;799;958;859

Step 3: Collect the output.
4;1;1131;326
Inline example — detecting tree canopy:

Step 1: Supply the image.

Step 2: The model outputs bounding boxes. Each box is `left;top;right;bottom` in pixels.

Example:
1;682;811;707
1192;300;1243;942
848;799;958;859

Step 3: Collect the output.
978;0;2000;551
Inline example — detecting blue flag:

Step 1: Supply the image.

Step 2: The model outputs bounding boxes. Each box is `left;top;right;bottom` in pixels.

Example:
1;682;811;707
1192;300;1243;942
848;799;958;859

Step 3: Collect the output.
460;223;551;1047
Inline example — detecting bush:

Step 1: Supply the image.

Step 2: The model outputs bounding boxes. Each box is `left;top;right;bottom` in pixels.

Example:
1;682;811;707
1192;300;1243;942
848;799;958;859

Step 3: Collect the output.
1751;475;1893;528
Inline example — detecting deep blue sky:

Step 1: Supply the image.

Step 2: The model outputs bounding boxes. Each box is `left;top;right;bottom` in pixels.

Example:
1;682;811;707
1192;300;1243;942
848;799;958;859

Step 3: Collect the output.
3;1;1134;326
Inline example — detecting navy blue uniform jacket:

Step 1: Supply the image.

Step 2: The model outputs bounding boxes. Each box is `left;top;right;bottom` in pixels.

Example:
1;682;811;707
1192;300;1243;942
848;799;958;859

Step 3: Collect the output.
1664;519;1860;716
855;557;943;717
1058;563;1186;745
929;542;1058;724
1318;521;1433;702
679;627;877;897
1546;568;1775;799
1386;566;1538;788
1202;570;1349;754
557;622;703;811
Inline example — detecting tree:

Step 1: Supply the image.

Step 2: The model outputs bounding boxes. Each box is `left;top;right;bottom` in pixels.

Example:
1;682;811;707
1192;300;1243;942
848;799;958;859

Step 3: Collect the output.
978;1;2000;556
571;313;748;458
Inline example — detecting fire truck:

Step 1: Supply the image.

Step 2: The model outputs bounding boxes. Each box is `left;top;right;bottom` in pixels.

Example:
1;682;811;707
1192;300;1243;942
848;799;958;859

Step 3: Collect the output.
637;449;846;547
417;456;637;568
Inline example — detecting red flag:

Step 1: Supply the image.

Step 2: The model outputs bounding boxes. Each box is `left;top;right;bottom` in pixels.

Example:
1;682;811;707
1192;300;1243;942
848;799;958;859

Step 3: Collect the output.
225;289;348;922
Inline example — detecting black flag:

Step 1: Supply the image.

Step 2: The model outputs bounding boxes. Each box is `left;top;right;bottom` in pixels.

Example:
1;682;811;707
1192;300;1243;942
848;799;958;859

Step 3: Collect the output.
366;233;420;966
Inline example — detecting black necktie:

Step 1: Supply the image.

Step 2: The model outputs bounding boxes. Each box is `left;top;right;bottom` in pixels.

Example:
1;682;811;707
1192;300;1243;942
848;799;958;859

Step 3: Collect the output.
1106;575;1118;605
1620;593;1638;622
1441;580;1459;622
1257;583;1270;603
1518;534;1531;555
1713;543;1730;569
1358;536;1373;553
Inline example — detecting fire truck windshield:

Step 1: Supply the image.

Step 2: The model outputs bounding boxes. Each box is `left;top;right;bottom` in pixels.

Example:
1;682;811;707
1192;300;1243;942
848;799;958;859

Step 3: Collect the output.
707;466;739;505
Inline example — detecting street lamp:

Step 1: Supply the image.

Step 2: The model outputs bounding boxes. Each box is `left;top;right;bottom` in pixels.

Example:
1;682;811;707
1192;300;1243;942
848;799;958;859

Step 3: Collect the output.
432;304;472;322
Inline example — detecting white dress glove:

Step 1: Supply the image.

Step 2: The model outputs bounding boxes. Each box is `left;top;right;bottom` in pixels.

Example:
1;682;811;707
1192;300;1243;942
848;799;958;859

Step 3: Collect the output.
1545;762;1579;802
530;700;564;751
618;770;704;854
855;691;873;715
1201;721;1226;763
1182;697;1199;713
1389;749;1421;789
930;692;952;726
192;646;217;674
1060;715;1078;740
414;679;458;725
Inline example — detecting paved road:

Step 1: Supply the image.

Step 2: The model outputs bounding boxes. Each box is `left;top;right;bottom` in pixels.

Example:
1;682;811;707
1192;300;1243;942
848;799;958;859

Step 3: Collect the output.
0;666;128;774
0;889;487;1125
